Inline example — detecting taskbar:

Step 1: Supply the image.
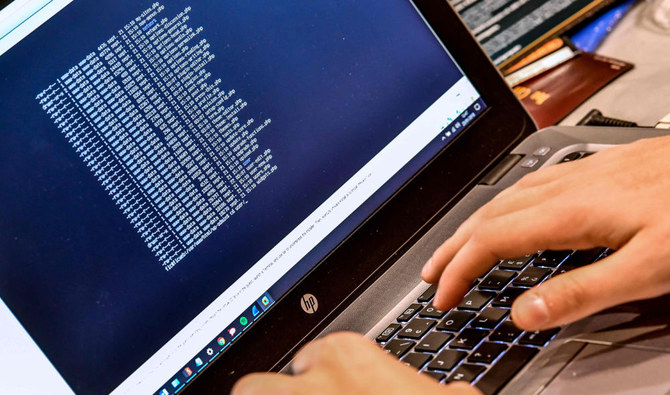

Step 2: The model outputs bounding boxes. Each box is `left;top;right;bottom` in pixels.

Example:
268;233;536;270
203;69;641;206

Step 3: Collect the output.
437;96;486;143
155;292;275;395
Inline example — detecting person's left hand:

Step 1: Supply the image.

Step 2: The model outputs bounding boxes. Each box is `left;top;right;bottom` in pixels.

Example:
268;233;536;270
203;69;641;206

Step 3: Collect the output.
232;332;481;395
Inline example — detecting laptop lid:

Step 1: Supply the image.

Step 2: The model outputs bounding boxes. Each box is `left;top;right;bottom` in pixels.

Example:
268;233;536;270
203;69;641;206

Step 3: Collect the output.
0;0;533;393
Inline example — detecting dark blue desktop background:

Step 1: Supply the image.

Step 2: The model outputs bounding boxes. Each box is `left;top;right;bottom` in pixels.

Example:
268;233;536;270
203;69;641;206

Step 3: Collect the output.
0;1;463;393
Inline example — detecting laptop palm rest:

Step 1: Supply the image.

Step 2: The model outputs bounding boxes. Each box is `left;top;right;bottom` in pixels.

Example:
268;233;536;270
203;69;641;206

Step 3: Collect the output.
540;342;670;395
504;294;670;394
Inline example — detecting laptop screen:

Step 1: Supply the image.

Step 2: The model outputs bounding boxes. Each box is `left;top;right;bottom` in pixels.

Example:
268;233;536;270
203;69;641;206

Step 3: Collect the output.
0;1;486;393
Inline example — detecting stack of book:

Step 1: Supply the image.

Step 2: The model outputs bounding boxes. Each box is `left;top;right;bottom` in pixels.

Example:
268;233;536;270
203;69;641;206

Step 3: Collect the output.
502;0;636;127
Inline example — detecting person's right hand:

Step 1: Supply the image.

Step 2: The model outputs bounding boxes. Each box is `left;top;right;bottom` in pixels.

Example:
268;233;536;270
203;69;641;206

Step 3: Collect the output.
421;136;670;331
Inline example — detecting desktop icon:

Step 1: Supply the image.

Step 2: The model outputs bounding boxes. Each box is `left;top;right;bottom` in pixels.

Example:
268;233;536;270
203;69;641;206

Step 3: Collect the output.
217;336;225;346
195;357;203;367
252;305;260;317
240;316;248;326
206;348;214;356
228;327;236;337
183;367;193;378
160;389;169;395
257;293;275;311
171;378;181;388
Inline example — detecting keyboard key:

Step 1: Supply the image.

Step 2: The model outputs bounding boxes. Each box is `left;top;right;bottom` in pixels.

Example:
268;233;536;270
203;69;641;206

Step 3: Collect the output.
437;311;474;332
376;323;401;342
426;349;467;371
446;364;486;383
551;249;606;278
417;284;437;303
534;250;571;267
551;264;577;278
471;307;508;329
479;270;516;291
450;328;488;350
519;328;560;346
398;318;435;339
419;303;447;319
491;287;524;308
422;370;445;382
468;342;508;364
598;248;614;260
497;255;533;271
565;248;604;267
383;339;415;358
458;290;495;311
415;331;453;353
397;303;422;322
475;346;538;395
402;352;432;370
512;267;551;287
489;320;523;343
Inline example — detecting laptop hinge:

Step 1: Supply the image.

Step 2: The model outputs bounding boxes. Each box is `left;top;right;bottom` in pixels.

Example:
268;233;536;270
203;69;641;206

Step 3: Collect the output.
478;154;523;185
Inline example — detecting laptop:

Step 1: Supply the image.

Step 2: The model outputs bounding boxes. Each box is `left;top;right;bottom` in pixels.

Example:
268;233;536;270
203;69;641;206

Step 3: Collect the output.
1;1;669;394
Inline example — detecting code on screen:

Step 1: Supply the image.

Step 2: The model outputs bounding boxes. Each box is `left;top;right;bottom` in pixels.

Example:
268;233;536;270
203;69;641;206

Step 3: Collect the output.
36;3;276;271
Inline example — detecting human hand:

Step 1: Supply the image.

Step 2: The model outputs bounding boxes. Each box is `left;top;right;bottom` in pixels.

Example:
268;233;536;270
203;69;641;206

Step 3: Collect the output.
422;136;670;331
232;332;481;395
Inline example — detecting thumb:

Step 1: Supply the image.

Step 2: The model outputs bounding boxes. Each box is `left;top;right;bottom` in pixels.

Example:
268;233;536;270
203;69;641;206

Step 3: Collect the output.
511;237;656;331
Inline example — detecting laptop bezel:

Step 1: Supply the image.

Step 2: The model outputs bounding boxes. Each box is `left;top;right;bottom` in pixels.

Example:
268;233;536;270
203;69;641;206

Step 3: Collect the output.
184;0;536;392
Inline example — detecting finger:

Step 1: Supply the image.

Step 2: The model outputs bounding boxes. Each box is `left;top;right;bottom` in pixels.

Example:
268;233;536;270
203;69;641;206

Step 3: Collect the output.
511;159;578;189
422;219;473;283
432;200;609;310
231;372;296;395
422;181;562;283
292;332;375;375
433;236;498;309
291;336;328;375
511;235;659;331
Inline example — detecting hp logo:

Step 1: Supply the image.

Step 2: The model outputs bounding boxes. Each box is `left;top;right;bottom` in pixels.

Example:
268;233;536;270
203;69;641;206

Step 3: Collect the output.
301;294;318;314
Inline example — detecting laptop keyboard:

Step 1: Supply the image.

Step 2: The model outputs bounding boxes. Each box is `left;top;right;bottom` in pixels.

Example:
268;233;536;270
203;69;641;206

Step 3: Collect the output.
376;248;610;394
375;151;606;394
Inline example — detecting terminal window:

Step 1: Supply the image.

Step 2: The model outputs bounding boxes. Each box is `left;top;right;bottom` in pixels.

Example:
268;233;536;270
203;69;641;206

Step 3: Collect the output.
36;3;277;271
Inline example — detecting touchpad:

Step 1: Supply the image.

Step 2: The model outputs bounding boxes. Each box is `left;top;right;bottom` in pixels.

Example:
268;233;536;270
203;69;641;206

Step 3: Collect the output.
541;343;670;395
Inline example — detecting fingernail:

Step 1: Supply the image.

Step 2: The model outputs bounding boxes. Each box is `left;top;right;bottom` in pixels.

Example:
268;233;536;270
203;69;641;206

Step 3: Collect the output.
421;257;433;277
514;293;550;329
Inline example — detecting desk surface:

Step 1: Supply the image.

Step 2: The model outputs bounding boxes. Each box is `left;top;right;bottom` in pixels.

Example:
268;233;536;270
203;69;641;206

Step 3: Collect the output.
560;2;670;127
